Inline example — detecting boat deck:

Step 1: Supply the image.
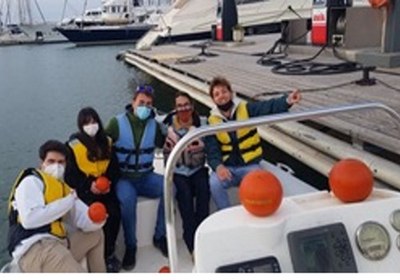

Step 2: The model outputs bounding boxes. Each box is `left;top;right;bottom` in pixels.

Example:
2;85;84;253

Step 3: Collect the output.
0;23;67;46
122;33;400;189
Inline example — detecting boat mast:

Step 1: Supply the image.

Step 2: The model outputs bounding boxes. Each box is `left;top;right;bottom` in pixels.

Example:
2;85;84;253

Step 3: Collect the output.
4;0;11;24
33;0;46;23
79;0;88;28
17;0;33;25
61;0;68;21
0;0;3;30
82;0;88;18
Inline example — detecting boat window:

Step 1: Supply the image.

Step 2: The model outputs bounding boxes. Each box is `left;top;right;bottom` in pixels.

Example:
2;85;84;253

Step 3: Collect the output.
123;6;127;13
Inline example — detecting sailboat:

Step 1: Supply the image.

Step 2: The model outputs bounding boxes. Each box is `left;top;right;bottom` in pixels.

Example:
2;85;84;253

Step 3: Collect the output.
0;0;65;45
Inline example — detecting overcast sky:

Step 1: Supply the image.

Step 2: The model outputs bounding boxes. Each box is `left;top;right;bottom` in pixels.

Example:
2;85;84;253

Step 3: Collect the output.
3;0;102;23
3;1;171;23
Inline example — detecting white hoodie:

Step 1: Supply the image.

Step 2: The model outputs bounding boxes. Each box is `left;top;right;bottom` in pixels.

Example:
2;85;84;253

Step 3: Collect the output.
10;175;105;260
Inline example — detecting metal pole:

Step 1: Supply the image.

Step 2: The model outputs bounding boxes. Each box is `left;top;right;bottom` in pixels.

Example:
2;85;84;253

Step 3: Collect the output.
163;102;400;272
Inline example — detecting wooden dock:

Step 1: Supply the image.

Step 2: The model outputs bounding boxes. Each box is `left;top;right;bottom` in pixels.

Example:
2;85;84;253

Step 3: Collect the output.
122;34;400;189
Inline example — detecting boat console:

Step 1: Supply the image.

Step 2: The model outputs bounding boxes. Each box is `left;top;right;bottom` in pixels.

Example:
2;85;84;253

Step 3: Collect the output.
194;188;400;272
163;102;400;273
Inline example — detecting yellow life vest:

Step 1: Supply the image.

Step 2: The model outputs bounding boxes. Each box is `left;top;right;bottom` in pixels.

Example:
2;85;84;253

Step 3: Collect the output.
68;137;111;177
8;169;71;239
208;101;262;163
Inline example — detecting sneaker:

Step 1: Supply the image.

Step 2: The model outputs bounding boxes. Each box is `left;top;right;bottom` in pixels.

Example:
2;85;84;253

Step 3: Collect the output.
122;247;137;271
153;236;169;257
106;255;121;273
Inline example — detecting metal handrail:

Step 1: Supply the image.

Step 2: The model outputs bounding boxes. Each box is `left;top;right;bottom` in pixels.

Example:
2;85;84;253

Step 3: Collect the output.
163;102;400;272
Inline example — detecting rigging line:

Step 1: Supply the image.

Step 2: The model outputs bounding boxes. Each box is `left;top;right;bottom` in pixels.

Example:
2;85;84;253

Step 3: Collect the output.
300;80;356;93
252;80;356;100
34;0;46;23
287;5;303;19
376;79;400;93
373;69;400;77
61;0;68;21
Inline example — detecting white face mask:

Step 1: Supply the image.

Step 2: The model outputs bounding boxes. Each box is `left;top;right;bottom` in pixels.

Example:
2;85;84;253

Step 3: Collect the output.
43;163;65;180
83;123;99;137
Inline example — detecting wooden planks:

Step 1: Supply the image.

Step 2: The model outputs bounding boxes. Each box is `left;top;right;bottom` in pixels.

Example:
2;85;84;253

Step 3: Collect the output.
130;35;400;158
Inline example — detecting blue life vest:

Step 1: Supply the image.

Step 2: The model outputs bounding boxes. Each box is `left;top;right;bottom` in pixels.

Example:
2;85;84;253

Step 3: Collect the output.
114;113;156;173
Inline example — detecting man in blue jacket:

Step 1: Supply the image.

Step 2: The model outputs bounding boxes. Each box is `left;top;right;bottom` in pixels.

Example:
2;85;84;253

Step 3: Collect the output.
206;76;301;210
106;85;167;270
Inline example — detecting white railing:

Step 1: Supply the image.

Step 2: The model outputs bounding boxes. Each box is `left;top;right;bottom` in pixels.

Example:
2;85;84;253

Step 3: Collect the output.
163;102;400;272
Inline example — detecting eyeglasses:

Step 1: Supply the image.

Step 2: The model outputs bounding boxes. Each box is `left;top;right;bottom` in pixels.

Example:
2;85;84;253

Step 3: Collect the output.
176;104;193;112
136;85;154;95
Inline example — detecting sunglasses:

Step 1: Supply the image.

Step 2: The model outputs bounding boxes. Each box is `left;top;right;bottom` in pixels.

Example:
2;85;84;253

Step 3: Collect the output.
136;85;154;95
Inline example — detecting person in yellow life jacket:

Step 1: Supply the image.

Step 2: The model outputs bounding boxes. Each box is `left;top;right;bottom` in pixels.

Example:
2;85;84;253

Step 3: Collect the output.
64;107;121;272
7;140;106;272
206;76;301;210
162;92;210;255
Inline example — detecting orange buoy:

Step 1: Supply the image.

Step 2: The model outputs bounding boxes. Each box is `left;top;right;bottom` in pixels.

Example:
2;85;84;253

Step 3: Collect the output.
88;202;107;223
95;176;110;193
239;170;283;217
368;0;388;9
158;266;170;273
329;158;373;203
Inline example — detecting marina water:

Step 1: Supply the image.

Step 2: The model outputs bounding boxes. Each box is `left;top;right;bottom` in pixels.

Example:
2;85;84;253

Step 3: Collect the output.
0;42;327;268
0;43;180;266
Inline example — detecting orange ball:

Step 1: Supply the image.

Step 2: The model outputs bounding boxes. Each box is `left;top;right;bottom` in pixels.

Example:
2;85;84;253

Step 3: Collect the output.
368;0;388;9
239;170;283;217
88;202;107;223
95;176;110;193
329;159;373;203
158;266;170;273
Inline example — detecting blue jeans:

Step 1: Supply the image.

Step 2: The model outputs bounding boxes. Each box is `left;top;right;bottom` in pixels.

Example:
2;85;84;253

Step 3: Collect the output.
115;172;166;249
210;163;262;210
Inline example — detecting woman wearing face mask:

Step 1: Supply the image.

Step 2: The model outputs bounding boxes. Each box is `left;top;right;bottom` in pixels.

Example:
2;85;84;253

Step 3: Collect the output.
162;92;210;256
64;107;121;272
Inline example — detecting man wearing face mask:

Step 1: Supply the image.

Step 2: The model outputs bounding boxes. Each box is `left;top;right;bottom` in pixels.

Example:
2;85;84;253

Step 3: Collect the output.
106;85;167;270
162;92;210;256
65;107;121;272
206;76;302;210
7;140;106;272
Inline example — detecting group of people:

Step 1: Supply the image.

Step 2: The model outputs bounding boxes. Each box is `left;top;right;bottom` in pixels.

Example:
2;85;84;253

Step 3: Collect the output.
7;76;301;273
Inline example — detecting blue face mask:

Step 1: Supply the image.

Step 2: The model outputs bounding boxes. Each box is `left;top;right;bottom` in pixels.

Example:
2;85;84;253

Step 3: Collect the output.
135;105;151;120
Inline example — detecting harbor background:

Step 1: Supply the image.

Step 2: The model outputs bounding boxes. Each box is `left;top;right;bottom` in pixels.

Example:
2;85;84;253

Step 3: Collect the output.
3;0;101;23
0;42;181;266
0;42;327;268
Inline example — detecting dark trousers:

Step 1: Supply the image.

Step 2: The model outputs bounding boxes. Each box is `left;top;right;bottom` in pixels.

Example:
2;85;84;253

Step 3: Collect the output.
91;194;121;258
174;167;210;253
101;195;121;258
